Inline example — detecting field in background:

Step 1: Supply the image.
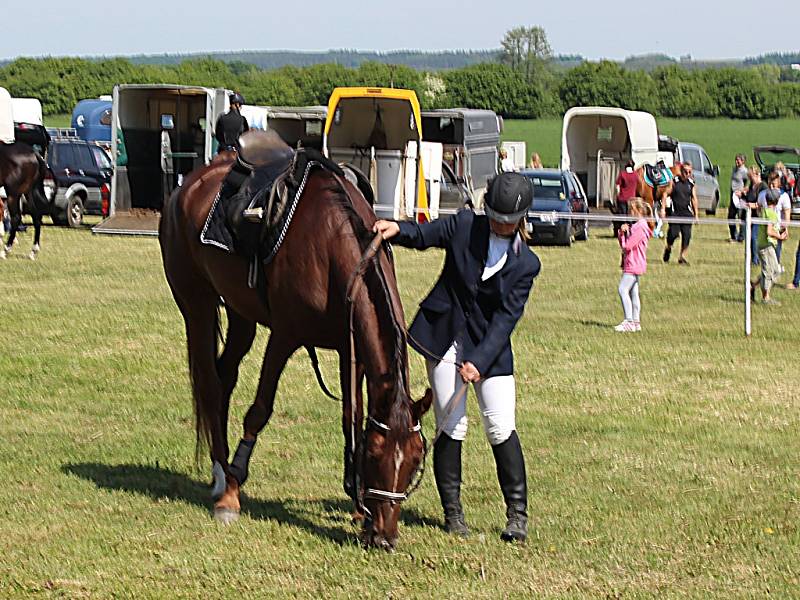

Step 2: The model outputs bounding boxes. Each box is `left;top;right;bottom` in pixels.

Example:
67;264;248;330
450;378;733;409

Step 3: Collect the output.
503;118;800;208
43;114;71;128
1;221;798;597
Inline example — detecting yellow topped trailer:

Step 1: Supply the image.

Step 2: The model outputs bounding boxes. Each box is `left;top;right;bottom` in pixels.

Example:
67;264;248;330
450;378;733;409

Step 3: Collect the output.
323;87;429;221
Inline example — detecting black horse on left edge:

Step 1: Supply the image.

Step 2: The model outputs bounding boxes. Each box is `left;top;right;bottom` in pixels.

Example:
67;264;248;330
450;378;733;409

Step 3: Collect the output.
0;142;52;260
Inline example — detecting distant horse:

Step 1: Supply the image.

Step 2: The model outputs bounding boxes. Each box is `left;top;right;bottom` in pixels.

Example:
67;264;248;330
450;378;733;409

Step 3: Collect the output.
636;163;682;221
159;142;432;550
0;142;51;260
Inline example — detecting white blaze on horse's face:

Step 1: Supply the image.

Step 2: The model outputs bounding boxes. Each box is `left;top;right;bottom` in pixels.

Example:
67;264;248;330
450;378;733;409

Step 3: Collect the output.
392;444;404;493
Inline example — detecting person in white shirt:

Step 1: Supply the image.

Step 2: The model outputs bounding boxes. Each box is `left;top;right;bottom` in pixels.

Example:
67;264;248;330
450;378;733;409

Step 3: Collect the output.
499;148;516;173
757;171;791;264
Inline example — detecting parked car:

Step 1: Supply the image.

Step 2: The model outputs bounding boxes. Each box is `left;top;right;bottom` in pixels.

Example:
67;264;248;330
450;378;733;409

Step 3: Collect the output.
754;145;800;221
44;138;113;227
520;168;590;246
674;141;720;214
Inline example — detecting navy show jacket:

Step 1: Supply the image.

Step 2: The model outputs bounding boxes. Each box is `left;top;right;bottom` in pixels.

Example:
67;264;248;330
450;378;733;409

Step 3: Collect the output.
394;209;540;379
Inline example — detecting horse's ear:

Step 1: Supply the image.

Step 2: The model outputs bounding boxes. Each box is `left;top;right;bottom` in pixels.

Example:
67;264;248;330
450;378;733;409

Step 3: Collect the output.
412;388;433;421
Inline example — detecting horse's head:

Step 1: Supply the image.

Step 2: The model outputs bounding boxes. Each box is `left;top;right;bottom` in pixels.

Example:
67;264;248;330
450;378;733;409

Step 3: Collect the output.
360;388;432;551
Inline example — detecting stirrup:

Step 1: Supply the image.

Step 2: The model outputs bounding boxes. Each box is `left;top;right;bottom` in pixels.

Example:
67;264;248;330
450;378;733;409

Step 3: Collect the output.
242;207;264;223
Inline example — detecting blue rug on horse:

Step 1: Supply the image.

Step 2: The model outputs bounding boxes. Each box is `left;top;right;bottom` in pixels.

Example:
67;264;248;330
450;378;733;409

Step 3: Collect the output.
644;164;673;188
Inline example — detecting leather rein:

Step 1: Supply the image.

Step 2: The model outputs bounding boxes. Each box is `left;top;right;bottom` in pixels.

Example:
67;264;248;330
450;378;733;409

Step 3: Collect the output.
343;230;426;514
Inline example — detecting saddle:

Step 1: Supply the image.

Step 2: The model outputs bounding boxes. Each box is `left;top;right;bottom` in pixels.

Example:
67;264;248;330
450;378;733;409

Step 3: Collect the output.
644;161;672;188
200;129;349;296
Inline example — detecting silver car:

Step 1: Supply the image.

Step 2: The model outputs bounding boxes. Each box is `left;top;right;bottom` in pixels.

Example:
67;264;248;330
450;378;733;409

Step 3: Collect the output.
675;142;720;214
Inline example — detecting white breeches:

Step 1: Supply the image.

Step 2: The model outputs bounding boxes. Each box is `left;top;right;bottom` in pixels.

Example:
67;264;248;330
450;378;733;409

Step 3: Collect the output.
425;341;516;446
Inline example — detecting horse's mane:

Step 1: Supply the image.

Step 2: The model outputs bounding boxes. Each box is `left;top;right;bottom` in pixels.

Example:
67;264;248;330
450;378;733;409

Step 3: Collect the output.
322;177;413;441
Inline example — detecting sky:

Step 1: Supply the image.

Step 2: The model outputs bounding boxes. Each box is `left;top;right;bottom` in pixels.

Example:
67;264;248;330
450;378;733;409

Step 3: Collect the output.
2;0;799;61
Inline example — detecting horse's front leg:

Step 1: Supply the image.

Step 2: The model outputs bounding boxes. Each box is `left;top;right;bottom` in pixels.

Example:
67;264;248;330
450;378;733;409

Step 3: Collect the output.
2;194;20;257
213;333;297;523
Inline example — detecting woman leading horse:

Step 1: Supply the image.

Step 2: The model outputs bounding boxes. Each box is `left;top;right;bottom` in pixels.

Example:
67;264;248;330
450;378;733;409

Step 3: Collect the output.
159;141;431;550
374;172;541;542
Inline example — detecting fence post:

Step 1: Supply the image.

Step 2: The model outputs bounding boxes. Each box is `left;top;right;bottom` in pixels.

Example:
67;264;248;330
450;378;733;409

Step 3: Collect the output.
745;207;752;337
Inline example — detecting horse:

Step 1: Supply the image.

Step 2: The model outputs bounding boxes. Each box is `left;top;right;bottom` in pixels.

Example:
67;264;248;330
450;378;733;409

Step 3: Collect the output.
158;140;432;550
636;163;682;217
0;142;51;260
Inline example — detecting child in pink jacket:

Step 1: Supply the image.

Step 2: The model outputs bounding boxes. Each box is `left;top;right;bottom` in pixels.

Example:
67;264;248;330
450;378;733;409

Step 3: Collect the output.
615;198;653;332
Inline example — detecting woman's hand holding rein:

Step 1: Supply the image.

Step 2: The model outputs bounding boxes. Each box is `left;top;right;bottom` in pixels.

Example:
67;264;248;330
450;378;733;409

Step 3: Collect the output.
373;220;400;240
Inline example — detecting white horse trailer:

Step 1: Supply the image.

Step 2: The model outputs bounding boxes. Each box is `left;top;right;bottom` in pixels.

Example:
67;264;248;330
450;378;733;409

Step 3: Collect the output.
94;84;229;235
0;87;14;144
239;105;327;150
561;107;662;207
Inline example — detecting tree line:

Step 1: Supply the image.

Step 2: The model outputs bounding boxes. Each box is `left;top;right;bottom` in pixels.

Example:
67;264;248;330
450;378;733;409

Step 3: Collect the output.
1;55;799;119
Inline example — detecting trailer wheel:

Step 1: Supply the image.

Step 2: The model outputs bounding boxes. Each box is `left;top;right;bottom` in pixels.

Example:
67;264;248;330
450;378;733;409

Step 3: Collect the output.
66;196;84;228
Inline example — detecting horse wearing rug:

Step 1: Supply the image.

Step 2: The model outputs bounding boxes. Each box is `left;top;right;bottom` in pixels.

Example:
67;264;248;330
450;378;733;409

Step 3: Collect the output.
0;142;51;260
636;162;681;234
159;130;431;550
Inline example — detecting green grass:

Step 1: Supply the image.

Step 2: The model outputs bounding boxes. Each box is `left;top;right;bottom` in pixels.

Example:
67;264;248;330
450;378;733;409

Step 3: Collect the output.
502;118;800;208
1;220;799;598
43;114;72;128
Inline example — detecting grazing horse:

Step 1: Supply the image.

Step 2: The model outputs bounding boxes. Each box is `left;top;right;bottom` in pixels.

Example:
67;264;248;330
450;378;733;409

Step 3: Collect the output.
0;142;51;260
159;146;432;550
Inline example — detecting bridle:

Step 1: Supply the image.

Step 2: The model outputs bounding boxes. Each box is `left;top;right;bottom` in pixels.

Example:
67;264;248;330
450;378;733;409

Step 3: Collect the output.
361;416;427;506
343;229;428;516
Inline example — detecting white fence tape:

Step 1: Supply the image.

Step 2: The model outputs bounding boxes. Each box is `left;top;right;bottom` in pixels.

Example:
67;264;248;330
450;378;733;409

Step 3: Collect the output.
377;204;797;337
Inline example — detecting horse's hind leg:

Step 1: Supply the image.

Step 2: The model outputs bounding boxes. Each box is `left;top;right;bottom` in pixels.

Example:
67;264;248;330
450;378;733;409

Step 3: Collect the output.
215;306;257;461
29;209;42;260
179;294;236;520
223;333;297;514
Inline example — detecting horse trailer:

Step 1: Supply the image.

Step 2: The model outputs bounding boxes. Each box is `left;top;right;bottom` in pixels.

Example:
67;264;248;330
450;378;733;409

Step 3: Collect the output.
421;108;501;209
239;105;327;150
323;87;429;221
0;87;13;144
72;99;113;147
94;84;229;235
561;107;667;207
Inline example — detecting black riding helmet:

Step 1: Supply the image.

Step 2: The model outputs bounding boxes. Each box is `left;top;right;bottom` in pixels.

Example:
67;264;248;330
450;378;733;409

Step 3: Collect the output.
229;92;246;106
484;172;533;224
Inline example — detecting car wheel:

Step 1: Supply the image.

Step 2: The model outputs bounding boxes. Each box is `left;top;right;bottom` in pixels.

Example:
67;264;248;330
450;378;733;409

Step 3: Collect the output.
575;218;589;241
66;196;84;228
706;193;719;215
559;224;573;247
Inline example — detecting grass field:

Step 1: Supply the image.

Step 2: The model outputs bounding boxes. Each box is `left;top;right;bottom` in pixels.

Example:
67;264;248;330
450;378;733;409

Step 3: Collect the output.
1;218;798;598
502;118;800;210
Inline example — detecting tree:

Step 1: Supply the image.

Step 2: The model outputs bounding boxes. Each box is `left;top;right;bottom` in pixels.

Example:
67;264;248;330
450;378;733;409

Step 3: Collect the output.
442;63;545;118
500;26;552;83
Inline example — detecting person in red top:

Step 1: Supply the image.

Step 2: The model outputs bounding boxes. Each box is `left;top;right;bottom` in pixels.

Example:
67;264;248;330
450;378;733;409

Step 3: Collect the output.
614;159;639;237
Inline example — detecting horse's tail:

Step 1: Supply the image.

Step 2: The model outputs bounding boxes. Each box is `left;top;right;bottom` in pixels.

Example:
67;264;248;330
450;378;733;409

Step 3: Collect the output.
187;298;224;462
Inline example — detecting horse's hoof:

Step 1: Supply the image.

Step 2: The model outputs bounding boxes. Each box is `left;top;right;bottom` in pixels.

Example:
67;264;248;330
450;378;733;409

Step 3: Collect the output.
214;507;240;525
28;252;37;261
0;250;5;260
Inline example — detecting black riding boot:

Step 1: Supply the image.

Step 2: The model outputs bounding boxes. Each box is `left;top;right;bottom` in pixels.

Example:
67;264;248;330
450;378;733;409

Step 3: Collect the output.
433;433;469;537
492;431;528;542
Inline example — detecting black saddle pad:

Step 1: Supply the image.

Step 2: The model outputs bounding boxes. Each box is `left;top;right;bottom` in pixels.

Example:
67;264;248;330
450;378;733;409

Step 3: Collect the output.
199;147;345;263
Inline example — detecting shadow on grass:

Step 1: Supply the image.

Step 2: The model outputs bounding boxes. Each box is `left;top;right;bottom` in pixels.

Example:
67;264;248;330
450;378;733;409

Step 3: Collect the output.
62;462;439;545
577;319;611;329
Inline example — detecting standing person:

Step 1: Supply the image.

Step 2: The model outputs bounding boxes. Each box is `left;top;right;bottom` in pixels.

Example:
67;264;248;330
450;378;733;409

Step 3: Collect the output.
758;172;791;264
614;160;639;237
615;198;653;332
662;161;699;266
744;167;767;265
751;188;788;304
214;92;249;154
728;153;748;242
787;240;800;291
529;152;543;169
373;172;540;543
499;148;516;172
